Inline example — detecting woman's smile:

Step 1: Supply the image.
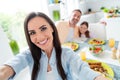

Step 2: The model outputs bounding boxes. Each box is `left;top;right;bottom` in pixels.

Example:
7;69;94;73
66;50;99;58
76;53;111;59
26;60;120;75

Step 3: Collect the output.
38;38;48;45
28;16;54;51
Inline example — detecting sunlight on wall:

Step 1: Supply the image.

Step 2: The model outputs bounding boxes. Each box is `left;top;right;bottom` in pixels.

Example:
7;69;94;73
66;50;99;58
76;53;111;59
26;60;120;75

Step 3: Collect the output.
0;0;49;50
0;0;49;15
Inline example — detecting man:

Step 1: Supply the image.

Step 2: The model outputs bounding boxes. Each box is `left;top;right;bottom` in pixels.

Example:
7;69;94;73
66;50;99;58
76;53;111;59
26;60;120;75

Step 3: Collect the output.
56;9;82;44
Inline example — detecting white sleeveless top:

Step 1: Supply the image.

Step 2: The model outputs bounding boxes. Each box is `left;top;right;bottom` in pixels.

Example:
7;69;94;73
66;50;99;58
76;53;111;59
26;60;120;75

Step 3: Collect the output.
46;70;56;80
65;28;74;42
79;34;88;42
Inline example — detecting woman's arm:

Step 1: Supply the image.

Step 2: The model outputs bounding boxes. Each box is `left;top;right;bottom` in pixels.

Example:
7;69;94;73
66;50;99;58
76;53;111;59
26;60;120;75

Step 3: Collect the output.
0;65;14;80
94;75;109;80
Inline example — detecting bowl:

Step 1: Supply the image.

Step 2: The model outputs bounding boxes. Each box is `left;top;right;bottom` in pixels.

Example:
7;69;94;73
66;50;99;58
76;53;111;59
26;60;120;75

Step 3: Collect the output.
89;45;104;56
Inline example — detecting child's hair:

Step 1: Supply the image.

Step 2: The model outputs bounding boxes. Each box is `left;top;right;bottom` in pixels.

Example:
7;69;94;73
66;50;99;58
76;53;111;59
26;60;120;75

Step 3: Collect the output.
79;21;90;38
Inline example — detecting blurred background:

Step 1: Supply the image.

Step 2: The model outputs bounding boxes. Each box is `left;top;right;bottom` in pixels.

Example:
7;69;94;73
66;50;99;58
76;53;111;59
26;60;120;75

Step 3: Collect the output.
0;0;120;54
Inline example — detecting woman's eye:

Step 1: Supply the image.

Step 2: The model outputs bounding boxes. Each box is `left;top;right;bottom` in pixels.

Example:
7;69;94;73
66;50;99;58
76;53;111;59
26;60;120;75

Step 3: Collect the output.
29;31;35;35
41;27;47;31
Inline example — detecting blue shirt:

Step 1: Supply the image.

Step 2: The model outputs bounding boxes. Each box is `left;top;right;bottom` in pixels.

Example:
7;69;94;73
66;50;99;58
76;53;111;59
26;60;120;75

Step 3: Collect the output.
5;46;100;80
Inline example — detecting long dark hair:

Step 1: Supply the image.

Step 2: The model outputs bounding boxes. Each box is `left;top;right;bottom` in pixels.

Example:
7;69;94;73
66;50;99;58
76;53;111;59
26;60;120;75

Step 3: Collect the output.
24;12;66;80
79;21;90;38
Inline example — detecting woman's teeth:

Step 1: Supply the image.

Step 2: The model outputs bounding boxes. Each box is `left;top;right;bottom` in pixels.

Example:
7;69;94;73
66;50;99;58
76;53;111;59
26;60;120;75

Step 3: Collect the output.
39;39;48;45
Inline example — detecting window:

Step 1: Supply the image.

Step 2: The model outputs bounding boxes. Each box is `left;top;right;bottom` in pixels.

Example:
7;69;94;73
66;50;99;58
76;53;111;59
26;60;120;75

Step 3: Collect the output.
0;0;48;51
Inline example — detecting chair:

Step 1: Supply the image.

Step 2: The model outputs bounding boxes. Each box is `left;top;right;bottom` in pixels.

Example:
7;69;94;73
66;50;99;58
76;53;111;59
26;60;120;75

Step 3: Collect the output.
88;23;107;40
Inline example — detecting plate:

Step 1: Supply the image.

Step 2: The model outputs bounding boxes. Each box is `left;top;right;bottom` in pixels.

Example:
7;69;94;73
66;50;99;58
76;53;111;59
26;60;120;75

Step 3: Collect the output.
62;42;79;51
86;59;114;80
89;45;104;56
88;38;105;45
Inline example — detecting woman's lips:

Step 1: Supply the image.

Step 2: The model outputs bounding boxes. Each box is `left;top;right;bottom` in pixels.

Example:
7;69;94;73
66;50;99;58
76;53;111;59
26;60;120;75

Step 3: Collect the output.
39;39;48;45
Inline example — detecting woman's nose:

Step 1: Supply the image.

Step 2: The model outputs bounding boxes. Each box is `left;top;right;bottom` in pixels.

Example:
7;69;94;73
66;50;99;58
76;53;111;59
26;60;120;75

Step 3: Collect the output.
35;33;44;40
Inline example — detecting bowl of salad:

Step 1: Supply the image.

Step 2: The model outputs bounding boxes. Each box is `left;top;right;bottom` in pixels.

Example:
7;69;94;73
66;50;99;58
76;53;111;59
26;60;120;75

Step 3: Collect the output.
89;45;104;56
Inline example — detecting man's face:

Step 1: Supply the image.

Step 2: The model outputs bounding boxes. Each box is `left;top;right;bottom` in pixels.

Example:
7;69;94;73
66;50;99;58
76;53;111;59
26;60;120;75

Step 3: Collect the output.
69;11;81;25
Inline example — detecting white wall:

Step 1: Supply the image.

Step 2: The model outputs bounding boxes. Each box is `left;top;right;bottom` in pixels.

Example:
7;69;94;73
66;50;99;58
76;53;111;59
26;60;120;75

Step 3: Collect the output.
0;26;13;65
0;26;30;80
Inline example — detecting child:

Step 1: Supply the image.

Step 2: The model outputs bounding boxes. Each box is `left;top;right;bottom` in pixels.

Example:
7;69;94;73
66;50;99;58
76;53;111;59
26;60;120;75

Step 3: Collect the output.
78;21;90;41
79;21;90;38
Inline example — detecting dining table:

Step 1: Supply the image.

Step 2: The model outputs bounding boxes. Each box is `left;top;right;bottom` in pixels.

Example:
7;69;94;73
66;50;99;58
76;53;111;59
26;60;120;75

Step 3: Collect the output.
73;38;120;80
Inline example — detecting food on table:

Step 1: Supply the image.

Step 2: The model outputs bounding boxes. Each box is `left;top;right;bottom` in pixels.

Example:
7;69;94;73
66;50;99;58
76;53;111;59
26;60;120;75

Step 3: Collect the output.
108;38;115;48
89;45;104;55
80;51;86;61
88;38;105;45
86;60;114;80
63;42;79;51
111;47;117;59
88;62;107;74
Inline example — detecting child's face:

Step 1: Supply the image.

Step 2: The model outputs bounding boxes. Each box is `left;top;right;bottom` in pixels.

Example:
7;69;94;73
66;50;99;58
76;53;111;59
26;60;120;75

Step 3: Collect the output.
79;24;88;34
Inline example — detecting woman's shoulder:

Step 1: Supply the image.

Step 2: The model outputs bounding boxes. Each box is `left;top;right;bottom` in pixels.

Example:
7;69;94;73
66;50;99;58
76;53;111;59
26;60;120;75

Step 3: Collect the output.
16;47;32;60
20;47;31;55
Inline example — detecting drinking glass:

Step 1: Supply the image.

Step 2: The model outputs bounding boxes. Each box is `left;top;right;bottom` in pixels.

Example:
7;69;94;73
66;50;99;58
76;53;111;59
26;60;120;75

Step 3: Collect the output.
80;51;86;61
53;10;60;21
108;38;115;48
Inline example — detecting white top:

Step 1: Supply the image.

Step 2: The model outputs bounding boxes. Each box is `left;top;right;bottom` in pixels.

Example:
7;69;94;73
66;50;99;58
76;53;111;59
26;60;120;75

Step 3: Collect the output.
65;28;74;42
73;34;88;43
46;70;56;80
80;34;88;41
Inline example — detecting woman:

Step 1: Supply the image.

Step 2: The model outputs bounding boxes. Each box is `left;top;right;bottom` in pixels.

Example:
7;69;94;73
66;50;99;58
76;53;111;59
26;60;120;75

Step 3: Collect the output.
0;12;108;80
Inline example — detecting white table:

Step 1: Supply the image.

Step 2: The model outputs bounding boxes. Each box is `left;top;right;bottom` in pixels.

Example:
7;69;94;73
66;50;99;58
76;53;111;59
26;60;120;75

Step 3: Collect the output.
76;41;120;67
75;40;120;80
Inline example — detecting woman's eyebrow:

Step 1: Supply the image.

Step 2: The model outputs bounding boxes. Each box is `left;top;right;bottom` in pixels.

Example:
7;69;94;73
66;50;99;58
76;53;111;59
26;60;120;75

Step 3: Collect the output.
28;30;34;32
39;25;46;29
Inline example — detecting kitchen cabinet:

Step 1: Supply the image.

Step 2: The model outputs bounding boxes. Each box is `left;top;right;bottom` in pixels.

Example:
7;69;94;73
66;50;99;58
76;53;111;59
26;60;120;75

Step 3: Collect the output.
48;4;60;21
48;0;61;22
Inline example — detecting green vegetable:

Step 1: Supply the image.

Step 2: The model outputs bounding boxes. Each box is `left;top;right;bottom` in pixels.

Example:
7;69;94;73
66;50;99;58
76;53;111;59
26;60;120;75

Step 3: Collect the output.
101;7;105;10
9;39;20;55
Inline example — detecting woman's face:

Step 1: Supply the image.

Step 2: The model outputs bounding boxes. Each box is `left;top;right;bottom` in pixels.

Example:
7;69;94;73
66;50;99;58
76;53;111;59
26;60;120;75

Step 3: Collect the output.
80;24;88;34
28;17;54;51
